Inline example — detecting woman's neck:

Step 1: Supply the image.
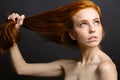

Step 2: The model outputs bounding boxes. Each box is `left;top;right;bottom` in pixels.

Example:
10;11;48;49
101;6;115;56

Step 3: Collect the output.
79;46;101;65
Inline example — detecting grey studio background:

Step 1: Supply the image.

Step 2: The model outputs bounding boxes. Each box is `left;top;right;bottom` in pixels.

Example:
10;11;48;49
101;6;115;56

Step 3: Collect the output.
0;0;120;80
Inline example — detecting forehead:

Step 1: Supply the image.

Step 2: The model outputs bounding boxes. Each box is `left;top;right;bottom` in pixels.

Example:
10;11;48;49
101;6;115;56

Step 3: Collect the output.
73;8;100;22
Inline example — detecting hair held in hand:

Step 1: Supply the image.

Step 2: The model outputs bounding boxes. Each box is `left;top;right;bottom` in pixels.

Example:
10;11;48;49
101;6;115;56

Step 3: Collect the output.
0;0;101;54
0;20;20;54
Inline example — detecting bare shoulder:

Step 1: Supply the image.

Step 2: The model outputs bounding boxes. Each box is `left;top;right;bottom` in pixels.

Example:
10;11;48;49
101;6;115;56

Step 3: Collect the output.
98;60;116;72
97;60;118;80
98;52;117;74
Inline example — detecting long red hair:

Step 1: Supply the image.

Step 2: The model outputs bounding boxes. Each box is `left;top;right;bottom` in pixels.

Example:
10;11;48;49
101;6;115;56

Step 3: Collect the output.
0;0;102;54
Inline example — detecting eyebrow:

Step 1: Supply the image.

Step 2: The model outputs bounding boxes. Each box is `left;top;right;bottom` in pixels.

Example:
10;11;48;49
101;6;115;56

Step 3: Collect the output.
93;18;100;20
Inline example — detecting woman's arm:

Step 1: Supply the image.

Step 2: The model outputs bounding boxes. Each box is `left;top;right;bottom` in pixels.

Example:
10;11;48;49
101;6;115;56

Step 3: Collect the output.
98;61;118;80
8;13;63;77
10;40;63;77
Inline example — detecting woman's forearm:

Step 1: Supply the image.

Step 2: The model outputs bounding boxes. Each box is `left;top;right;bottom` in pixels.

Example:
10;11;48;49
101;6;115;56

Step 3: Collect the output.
10;43;27;74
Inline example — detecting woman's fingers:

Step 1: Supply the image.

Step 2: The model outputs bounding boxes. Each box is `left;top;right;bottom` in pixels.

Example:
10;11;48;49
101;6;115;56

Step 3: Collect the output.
8;13;25;29
8;13;18;22
15;15;25;29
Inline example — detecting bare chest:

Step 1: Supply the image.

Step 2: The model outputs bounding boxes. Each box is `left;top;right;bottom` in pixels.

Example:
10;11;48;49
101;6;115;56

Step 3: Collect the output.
64;63;99;80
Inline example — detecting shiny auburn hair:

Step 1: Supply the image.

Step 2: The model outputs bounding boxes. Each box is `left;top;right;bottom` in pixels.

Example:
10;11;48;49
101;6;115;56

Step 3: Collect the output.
0;0;102;54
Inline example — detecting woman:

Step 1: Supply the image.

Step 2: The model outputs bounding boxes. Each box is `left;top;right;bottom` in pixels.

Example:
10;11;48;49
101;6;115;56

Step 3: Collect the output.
0;0;118;80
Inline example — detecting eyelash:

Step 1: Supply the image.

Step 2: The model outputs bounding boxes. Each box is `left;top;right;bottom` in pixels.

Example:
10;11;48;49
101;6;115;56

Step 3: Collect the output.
94;20;101;25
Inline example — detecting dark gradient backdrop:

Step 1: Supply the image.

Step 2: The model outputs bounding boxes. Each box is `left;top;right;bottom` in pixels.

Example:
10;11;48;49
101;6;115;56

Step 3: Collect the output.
0;0;120;80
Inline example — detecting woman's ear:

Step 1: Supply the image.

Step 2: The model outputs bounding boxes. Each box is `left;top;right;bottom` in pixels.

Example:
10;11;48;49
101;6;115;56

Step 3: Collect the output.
68;30;76;40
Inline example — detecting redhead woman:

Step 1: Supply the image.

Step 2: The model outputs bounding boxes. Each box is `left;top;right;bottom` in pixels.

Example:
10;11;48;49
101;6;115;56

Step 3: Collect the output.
0;0;117;80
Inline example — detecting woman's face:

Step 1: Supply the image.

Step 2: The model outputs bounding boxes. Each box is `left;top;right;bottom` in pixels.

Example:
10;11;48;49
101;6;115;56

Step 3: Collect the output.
69;8;103;48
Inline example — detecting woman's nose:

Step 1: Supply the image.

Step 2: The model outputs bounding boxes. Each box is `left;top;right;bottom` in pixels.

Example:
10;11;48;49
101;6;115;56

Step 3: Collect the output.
89;25;95;34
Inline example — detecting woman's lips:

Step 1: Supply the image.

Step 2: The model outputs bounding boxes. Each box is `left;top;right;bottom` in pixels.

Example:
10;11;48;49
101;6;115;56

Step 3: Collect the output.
88;36;97;41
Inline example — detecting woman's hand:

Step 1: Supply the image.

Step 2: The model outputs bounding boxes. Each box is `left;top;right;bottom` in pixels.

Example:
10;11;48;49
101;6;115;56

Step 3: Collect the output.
8;13;25;29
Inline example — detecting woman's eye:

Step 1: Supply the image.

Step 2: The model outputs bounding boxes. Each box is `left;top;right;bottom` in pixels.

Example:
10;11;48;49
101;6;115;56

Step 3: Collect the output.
94;20;101;25
79;22;88;28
